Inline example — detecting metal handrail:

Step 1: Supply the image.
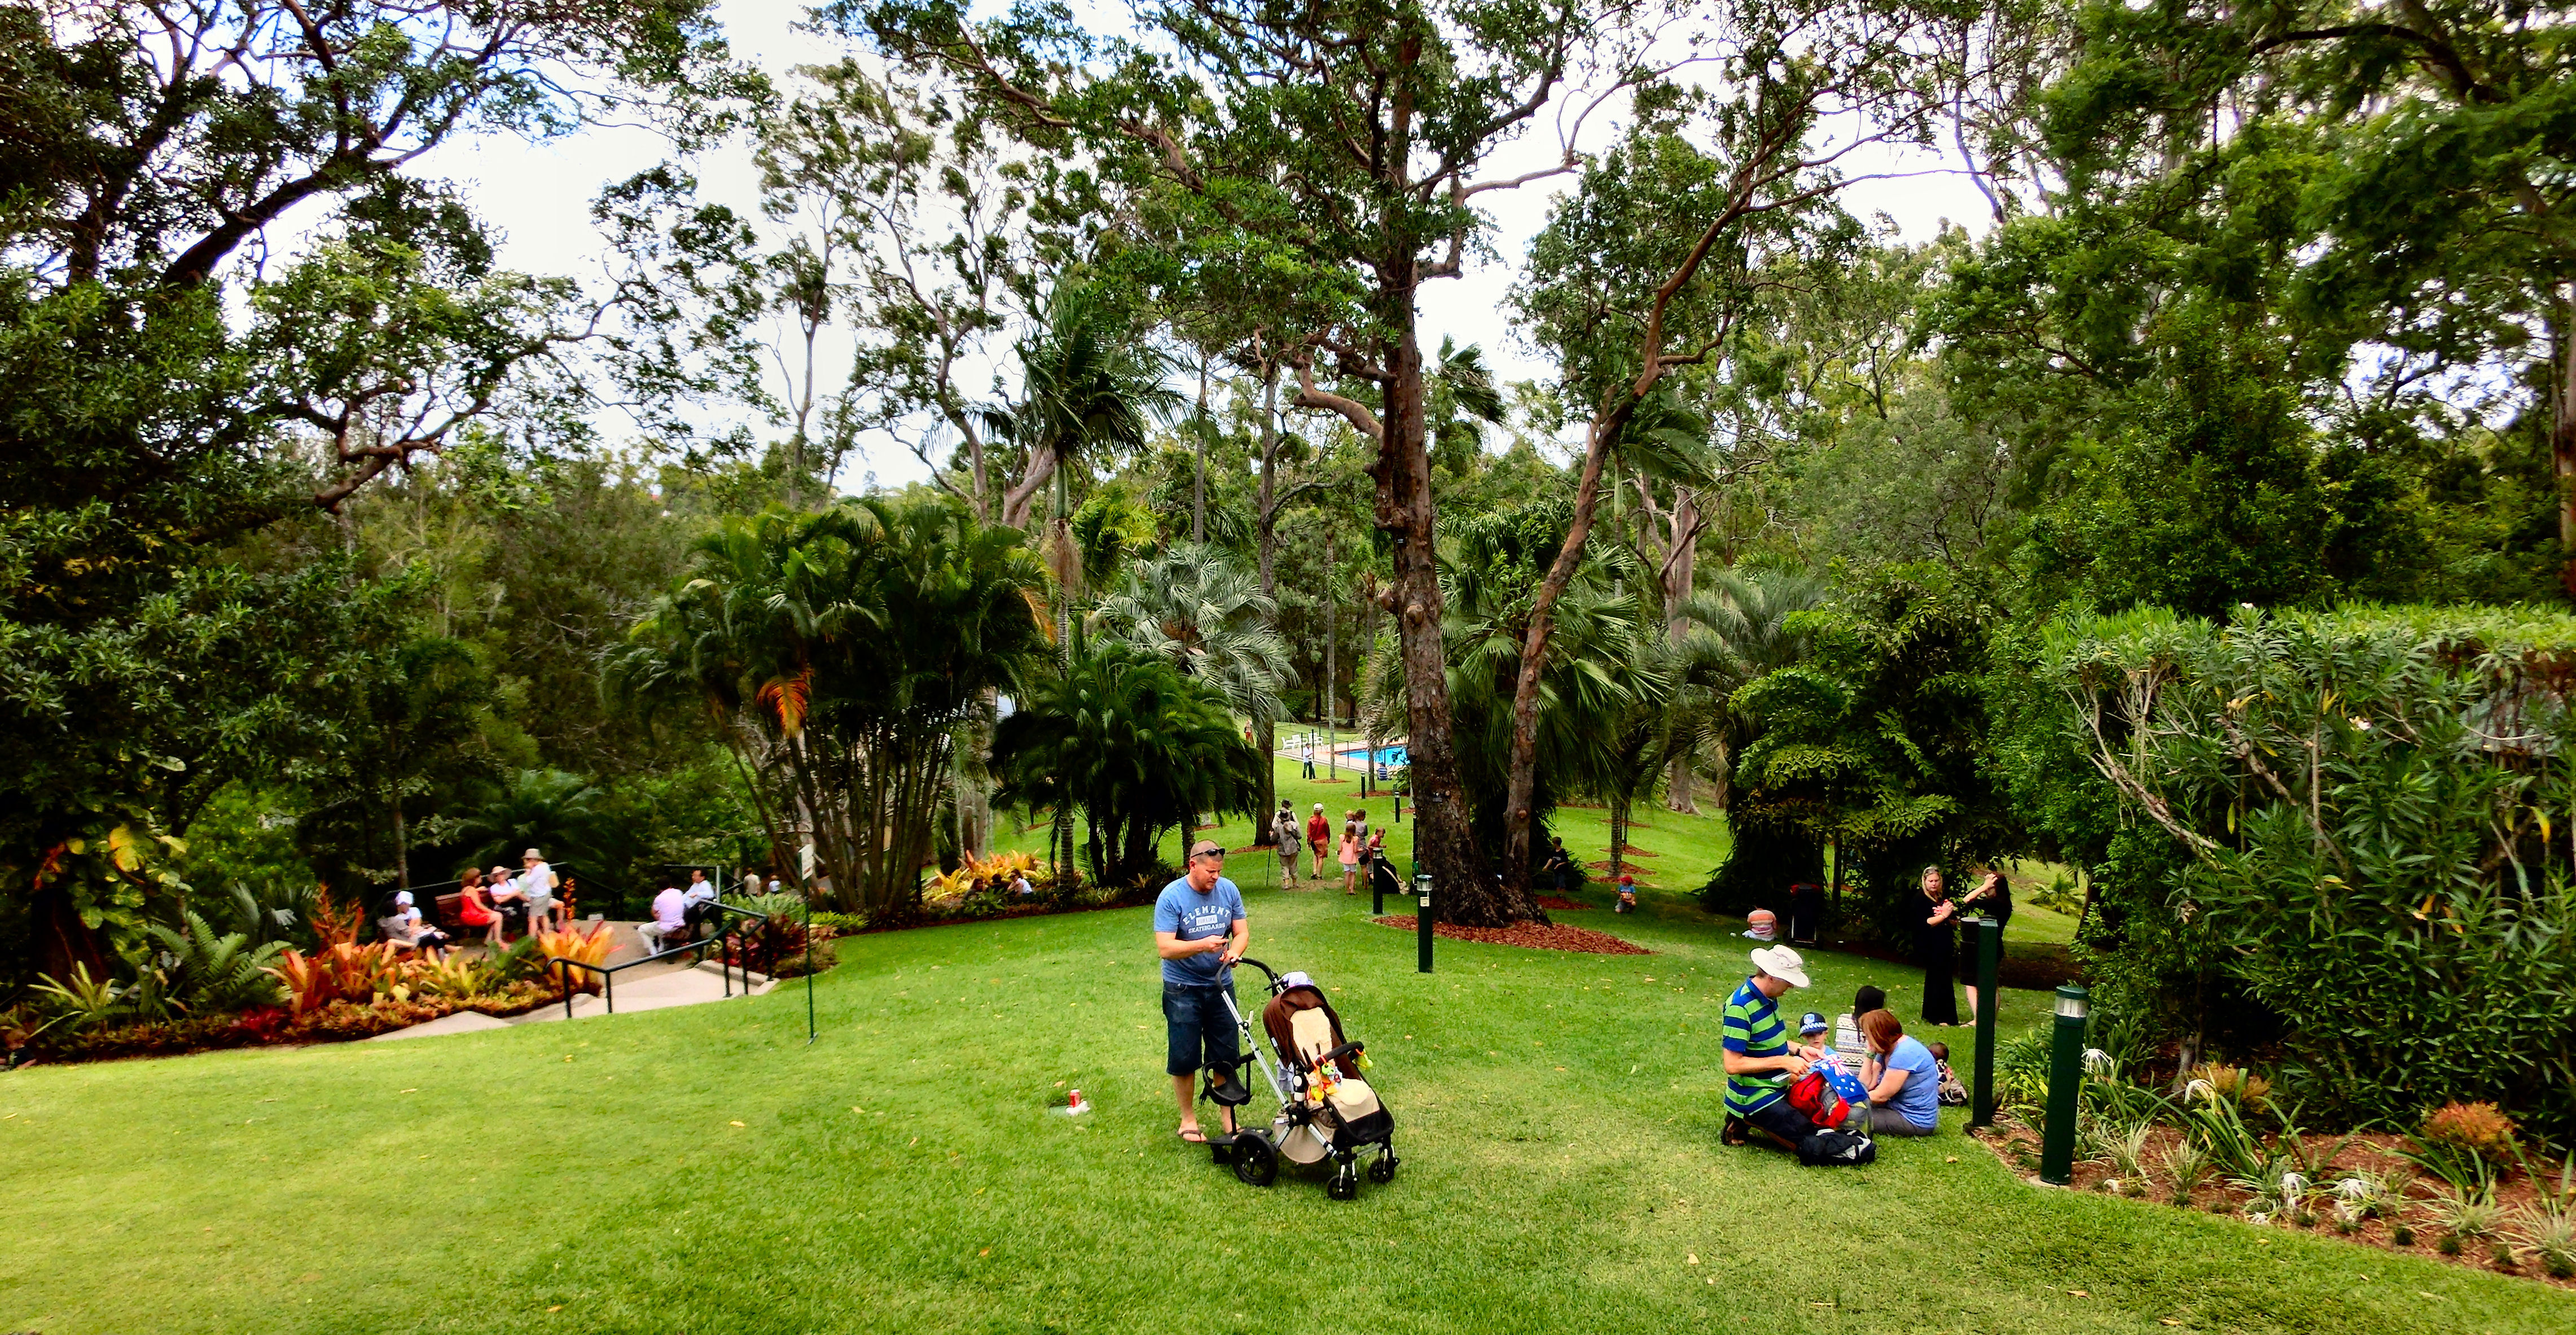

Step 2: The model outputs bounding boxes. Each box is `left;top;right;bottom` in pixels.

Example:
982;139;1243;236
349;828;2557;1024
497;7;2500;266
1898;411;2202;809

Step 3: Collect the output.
541;899;774;1017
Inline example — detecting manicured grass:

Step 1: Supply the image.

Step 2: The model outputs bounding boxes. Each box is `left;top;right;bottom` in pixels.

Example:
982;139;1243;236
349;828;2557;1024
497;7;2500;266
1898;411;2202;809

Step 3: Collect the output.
3;883;2568;1333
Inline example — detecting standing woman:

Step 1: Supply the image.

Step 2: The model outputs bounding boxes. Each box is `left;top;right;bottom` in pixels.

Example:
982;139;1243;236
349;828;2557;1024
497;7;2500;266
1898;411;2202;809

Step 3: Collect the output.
1337;817;1363;896
1915;866;1960;1026
1956;868;2013;1023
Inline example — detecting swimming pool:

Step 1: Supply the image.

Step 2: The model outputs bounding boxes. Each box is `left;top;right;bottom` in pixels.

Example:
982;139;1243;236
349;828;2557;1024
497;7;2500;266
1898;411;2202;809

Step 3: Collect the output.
1333;746;1409;768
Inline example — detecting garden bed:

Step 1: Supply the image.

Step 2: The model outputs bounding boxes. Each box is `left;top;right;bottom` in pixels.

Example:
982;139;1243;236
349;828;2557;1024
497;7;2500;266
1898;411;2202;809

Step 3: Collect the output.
1534;895;1589;911
1968;1119;2574;1289
1370;914;1649;955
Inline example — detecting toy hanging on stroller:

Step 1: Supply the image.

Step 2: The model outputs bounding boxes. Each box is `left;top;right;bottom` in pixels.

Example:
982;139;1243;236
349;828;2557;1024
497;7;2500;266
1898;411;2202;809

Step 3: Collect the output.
1198;958;1398;1199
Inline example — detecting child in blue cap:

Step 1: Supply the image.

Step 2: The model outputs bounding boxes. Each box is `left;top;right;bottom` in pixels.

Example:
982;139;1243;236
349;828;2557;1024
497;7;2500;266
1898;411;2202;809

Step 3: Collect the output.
1801;1010;1871;1110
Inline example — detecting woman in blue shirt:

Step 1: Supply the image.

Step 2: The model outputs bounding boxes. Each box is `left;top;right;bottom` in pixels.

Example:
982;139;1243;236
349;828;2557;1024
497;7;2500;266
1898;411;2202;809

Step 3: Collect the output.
1857;1008;1941;1136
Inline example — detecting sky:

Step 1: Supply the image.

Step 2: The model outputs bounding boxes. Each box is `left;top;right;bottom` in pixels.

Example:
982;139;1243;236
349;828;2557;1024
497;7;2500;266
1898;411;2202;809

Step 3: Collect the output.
417;0;1998;486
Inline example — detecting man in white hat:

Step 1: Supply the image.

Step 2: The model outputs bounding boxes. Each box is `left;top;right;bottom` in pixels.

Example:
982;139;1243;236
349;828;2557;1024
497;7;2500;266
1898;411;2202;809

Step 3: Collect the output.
1722;943;1816;1150
517;848;559;934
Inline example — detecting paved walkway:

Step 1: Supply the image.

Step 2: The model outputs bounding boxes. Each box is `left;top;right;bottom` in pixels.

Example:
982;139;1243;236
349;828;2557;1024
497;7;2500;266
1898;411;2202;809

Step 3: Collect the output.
370;923;774;1042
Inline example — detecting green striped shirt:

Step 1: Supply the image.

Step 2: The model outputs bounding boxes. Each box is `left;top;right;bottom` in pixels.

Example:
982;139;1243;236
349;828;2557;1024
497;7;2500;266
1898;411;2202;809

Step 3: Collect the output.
1723;975;1789;1116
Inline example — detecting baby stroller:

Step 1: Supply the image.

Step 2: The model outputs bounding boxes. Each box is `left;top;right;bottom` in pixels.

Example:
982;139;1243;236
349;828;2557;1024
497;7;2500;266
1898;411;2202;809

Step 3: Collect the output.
1200;958;1398;1200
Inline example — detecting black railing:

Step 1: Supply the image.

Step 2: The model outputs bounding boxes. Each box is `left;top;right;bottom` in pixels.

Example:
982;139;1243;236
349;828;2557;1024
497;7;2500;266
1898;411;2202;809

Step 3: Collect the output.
541;900;771;1018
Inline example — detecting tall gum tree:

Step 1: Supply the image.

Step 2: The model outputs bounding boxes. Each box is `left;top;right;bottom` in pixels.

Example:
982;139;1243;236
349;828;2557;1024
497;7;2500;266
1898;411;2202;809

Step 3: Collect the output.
858;0;1673;924
1500;0;1952;901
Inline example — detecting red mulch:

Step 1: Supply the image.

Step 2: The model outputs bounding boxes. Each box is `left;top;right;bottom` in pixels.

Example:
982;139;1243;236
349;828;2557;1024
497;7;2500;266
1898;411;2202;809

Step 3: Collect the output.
1534;895;1590;911
1371;914;1649;955
1968;1121;2575;1290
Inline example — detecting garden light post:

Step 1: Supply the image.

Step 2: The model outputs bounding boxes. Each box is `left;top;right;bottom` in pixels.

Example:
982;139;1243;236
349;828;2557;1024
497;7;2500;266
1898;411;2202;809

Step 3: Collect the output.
1415;869;1433;973
2038;983;2088;1185
1971;916;2000;1128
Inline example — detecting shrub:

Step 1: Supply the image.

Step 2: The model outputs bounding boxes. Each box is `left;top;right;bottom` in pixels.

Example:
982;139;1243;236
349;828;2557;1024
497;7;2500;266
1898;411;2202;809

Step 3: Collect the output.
2188;1065;2271;1118
534;920;616;993
267;942;404;1016
2030;606;2576;1137
2419;1101;2519;1168
2515;1201;2576;1279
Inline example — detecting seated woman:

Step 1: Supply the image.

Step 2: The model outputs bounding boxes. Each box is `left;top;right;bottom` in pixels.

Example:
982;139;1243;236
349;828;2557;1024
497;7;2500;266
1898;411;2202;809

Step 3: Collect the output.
1857;1008;1942;1137
378;891;453;957
457;870;501;947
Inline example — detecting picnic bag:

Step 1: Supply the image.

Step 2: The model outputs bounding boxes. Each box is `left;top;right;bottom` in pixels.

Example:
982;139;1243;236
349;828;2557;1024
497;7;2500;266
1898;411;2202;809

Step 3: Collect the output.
1785;1069;1850;1130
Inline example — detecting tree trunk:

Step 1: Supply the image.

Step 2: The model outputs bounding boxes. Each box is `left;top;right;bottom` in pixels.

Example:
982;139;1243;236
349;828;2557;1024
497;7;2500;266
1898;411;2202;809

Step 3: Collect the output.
1255;367;1280;842
999;440;1057;531
1371;285;1511;927
1497;393;1631;908
1609;792;1630;885
391;796;410;891
1662;486;1700;815
1193;360;1209;545
1323;524;1336;774
2557;309;2576;598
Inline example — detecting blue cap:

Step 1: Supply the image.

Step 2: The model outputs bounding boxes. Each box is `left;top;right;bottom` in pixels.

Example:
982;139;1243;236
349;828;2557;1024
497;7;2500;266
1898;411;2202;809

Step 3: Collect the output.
1798;1011;1829;1035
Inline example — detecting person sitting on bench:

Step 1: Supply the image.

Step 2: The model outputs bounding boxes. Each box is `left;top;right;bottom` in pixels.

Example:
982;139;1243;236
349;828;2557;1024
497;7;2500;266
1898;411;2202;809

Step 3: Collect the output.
378;891;452;956
637;883;690;955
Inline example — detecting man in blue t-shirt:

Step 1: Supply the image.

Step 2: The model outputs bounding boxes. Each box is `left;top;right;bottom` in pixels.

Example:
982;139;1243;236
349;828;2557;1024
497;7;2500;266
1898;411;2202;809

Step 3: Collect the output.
1155;839;1249;1144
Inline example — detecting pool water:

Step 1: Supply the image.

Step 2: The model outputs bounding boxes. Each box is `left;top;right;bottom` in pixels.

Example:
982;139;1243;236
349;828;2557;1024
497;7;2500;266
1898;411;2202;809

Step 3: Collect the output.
1333;746;1410;768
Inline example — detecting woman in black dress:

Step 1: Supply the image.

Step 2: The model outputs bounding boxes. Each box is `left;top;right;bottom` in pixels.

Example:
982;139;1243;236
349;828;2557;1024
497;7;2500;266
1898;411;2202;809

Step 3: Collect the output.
1915;866;1960;1026
1956;868;2014;1023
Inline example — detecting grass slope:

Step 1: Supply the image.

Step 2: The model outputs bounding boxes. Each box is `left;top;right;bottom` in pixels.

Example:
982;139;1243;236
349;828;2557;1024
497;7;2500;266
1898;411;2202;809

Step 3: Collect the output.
2;885;2566;1333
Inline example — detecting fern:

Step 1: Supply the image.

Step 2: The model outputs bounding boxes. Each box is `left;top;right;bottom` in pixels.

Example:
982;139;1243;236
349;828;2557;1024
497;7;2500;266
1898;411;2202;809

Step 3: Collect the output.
145;911;286;1014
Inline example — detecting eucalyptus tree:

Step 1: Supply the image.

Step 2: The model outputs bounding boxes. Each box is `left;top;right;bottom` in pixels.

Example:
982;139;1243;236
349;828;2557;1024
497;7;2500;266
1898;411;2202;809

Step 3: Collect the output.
857;0;1691;926
1499;3;1955;899
2037;0;2576;593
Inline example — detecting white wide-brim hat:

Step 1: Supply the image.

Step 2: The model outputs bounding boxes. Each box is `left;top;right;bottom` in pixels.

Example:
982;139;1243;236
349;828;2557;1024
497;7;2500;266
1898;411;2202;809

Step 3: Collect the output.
1750;944;1810;989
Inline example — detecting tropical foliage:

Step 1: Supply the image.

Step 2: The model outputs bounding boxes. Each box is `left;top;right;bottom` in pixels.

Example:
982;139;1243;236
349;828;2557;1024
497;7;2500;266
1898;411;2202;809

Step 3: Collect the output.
990;643;1265;888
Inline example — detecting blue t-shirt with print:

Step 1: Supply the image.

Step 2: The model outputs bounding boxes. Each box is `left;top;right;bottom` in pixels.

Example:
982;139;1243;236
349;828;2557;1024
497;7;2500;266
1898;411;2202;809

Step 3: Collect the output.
1154;876;1244;987
1881;1035;1942;1131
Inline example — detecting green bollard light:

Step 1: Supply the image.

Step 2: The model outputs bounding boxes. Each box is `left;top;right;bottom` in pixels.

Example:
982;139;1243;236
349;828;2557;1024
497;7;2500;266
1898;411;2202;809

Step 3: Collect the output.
1971;916;2000;1128
1414;870;1433;973
2038;982;2089;1185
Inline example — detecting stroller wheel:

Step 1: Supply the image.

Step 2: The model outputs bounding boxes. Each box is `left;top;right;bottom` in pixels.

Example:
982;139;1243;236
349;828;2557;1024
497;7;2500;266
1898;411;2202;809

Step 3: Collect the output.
1367;1152;1397;1184
1230;1132;1278;1187
1327;1163;1359;1200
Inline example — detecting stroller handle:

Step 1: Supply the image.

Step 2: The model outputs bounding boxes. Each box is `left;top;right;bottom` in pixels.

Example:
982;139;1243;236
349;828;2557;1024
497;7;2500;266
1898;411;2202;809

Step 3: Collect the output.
1234;957;1280;988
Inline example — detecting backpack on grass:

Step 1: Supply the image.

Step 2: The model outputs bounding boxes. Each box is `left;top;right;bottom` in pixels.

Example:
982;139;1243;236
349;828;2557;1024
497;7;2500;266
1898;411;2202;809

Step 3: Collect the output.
1797;1128;1876;1167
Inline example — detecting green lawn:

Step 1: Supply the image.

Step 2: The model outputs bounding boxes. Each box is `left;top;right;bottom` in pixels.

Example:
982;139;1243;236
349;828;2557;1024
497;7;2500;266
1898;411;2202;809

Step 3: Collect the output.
2;879;2566;1333
999;754;1734;904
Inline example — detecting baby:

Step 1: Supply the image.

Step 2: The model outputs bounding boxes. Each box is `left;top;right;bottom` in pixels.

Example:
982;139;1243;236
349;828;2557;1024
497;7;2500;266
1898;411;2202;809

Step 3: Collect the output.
1614;875;1638;913
1927;1040;1971;1106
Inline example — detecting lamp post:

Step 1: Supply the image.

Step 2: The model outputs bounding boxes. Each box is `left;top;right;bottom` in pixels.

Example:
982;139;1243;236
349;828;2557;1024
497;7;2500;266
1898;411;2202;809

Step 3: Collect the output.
1970;916;2000;1128
2038;983;2090;1185
1414;869;1433;974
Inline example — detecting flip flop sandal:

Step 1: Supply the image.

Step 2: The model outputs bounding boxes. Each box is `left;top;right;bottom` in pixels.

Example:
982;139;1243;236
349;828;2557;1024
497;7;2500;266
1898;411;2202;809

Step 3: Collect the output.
1177;1127;1208;1144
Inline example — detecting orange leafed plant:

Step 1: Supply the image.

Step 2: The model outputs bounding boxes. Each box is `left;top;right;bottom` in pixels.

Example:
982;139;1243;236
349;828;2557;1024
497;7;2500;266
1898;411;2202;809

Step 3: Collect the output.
2421;1101;2520;1167
536;920;616;993
268;942;406;1017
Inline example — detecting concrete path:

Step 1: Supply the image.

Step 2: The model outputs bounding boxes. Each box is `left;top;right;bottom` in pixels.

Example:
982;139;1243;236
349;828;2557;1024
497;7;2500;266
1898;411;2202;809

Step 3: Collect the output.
370;927;775;1041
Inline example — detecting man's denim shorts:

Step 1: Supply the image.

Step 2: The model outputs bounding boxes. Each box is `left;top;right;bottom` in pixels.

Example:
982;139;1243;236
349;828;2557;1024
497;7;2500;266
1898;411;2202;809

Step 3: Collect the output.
1162;982;1240;1077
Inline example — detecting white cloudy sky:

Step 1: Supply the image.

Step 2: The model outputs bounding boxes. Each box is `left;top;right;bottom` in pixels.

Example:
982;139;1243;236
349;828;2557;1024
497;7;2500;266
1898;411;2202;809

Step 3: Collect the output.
417;0;1996;485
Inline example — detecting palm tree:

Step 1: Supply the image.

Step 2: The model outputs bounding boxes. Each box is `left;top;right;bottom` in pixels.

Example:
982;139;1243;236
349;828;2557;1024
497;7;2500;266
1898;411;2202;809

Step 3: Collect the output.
991;642;1265;887
457;769;614;883
1090;544;1292;725
613;496;1052;920
990;284;1184;535
1427;337;1507;478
